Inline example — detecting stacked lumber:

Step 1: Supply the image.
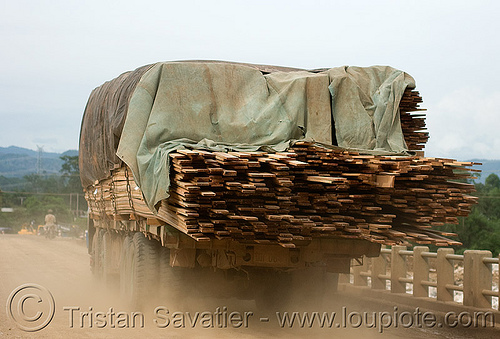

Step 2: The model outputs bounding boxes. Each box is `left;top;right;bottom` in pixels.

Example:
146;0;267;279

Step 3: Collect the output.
85;142;479;248
400;88;429;151
85;166;151;219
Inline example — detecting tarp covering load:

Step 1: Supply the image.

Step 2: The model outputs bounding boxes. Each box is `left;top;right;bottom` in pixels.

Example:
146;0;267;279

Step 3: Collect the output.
79;64;153;188
80;61;416;209
328;67;414;151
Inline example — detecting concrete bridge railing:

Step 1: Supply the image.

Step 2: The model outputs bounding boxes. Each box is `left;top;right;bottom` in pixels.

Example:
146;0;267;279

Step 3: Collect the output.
342;246;499;311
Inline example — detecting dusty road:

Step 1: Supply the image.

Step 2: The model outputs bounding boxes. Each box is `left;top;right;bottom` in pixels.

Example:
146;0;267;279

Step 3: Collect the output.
0;234;498;338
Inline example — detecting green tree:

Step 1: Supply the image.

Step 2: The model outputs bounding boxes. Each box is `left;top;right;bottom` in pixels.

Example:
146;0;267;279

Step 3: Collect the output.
23;195;71;224
21;155;82;195
485;173;500;189
60;155;82;193
0;152;87;231
23;173;64;193
448;173;500;255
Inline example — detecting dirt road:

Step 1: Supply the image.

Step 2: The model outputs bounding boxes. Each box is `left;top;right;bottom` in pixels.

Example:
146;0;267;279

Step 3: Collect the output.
0;234;498;338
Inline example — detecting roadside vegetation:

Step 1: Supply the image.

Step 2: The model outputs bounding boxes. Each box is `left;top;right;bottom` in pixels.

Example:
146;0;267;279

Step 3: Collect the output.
442;173;500;256
0;155;87;234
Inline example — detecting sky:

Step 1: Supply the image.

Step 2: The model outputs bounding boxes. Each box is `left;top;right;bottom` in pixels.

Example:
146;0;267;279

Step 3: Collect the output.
0;0;499;160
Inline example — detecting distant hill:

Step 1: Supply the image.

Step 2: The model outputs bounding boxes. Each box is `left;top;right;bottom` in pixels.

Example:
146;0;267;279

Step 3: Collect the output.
0;146;78;178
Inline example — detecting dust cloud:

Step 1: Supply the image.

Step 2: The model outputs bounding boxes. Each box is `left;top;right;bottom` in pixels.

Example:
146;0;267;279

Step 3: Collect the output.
0;234;496;338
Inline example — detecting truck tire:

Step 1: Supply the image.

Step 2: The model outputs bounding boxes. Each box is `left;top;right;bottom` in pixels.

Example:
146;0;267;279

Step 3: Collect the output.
102;231;120;286
102;231;111;284
129;232;159;309
119;235;133;299
90;228;98;274
91;228;104;278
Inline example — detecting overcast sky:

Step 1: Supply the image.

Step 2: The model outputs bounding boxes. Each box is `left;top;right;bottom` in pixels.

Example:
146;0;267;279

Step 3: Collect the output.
1;0;499;160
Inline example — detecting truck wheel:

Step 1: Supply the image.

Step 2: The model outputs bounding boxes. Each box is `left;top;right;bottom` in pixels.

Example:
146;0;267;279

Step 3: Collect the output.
90;228;97;274
102;231;111;284
91;228;104;278
119;235;133;299
102;231;120;286
129;232;159;308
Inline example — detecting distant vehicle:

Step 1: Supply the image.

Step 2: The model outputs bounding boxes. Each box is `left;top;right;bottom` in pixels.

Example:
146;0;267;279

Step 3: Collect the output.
18;224;36;235
58;224;72;237
0;227;15;234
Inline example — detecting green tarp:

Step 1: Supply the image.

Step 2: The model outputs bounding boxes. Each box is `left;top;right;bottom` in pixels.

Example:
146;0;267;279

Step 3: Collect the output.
328;66;414;151
80;61;415;210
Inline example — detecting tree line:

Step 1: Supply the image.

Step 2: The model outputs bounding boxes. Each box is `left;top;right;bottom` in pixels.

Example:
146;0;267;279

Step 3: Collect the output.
443;173;500;256
0;155;87;230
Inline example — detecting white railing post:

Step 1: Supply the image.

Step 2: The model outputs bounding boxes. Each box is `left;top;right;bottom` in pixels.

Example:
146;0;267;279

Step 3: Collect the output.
371;253;387;290
413;246;430;298
391;245;407;293
498;254;500;302
436;248;454;302
344;247;498;312
463;250;492;308
352;257;369;286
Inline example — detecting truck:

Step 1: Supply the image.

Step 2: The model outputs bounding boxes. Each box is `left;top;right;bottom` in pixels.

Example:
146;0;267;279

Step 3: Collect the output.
79;61;475;308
